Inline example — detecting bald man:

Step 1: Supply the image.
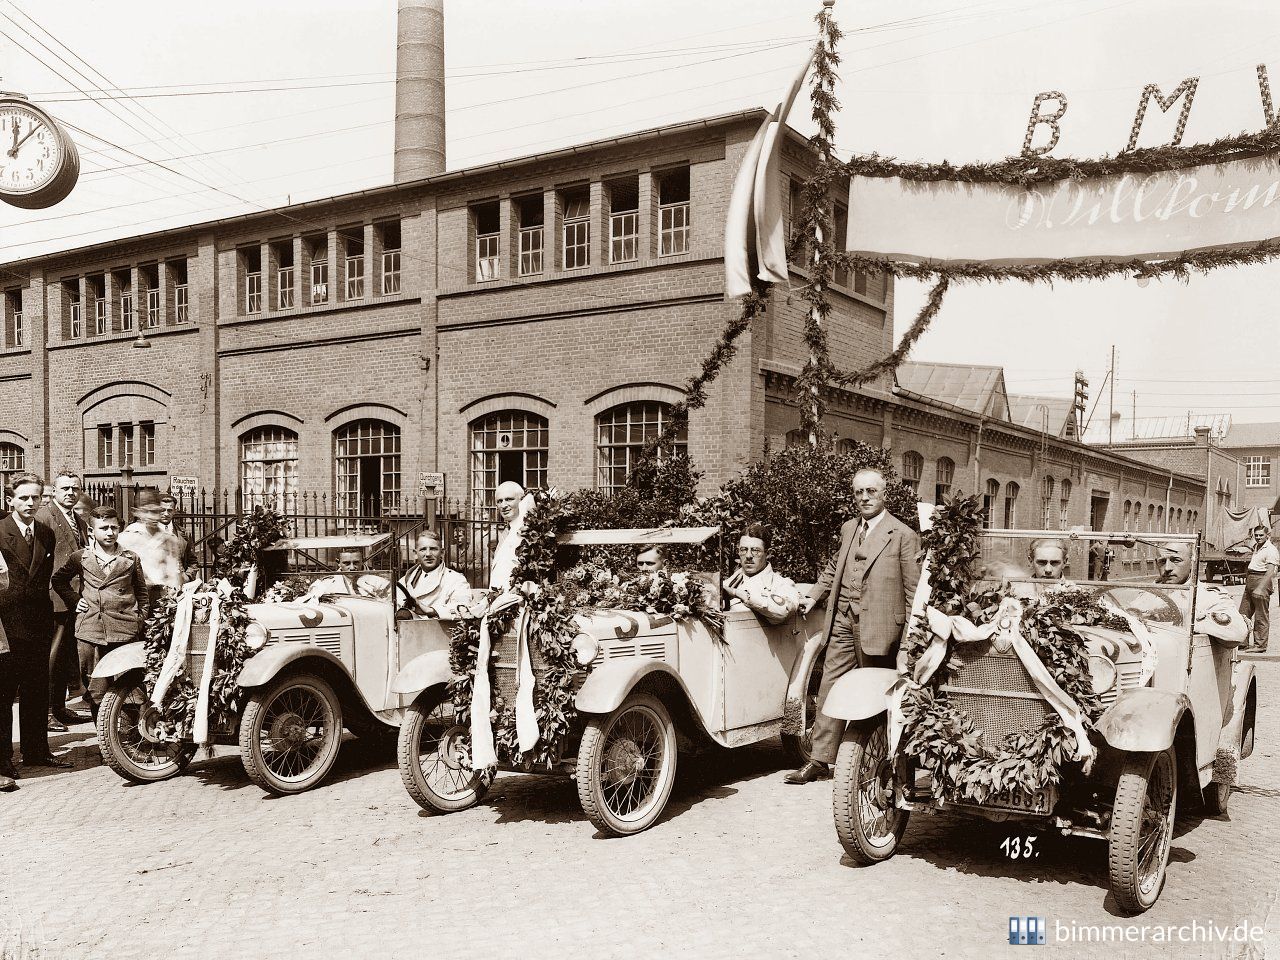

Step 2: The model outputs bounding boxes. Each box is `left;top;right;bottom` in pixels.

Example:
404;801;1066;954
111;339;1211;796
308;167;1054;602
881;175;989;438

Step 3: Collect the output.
488;481;527;591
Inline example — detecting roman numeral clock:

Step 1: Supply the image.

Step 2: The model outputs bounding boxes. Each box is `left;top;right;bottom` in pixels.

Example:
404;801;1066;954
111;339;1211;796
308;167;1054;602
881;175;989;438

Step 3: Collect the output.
0;93;80;209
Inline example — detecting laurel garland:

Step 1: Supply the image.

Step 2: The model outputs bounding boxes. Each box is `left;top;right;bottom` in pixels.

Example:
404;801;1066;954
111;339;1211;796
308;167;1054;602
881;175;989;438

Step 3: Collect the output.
142;506;289;738
898;495;1121;804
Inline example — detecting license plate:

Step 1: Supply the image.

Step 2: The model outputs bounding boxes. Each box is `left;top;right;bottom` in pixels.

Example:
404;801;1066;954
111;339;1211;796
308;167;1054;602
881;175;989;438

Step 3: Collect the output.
953;785;1057;815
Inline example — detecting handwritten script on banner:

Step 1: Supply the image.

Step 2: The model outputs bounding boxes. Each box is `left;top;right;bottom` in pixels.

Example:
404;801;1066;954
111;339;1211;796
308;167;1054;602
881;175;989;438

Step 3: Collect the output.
845;160;1280;266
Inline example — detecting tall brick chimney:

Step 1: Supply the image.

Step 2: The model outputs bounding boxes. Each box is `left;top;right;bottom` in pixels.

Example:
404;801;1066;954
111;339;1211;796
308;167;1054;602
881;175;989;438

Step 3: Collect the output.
394;0;446;182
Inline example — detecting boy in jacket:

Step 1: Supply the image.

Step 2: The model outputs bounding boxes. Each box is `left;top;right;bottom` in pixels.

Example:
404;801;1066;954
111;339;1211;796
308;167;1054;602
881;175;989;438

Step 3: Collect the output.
53;507;150;721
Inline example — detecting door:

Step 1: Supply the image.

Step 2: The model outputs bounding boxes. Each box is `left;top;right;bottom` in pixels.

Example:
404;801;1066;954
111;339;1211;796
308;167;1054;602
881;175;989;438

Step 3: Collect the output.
719;609;804;732
1090;493;1110;531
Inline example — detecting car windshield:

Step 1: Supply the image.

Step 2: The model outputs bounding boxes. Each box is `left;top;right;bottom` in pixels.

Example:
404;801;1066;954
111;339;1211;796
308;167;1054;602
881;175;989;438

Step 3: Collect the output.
973;531;1193;630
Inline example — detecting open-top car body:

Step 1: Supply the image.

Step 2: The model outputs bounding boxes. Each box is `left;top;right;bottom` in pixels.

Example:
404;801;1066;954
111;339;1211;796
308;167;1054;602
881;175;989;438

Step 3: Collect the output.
821;529;1257;914
393;526;828;835
92;531;450;795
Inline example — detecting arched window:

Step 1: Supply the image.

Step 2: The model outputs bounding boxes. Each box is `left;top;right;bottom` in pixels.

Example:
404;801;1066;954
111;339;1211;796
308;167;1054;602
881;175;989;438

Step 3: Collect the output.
240;426;298;510
1040;476;1055;528
982;478;1000;529
1132;502;1142;531
470;410;548;513
0;442;24;509
934;457;954;504
595;401;687;494
1156;504;1164;530
1004;481;1020;528
1176;507;1183;531
785;428;809;450
1059;478;1072;528
334;419;401;517
1147;503;1156;529
901;451;923;495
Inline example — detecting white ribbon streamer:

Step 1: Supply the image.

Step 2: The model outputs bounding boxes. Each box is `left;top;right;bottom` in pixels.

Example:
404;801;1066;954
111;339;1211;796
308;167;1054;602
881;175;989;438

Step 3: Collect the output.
514;604;539;754
152;580;202;706
191;593;224;746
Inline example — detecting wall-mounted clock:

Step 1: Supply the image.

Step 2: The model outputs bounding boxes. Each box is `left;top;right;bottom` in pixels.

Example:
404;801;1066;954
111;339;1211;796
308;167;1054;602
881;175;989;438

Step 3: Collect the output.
0;93;80;209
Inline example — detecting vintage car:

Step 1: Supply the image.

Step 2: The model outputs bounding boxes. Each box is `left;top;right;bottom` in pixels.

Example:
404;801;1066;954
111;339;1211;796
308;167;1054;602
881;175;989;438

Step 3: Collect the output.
823;529;1257;914
92;532;450;795
393;527;827;836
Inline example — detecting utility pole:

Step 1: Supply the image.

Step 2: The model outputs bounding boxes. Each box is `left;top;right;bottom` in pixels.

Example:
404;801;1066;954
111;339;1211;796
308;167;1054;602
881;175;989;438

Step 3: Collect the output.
1131;390;1136;440
1108;346;1116;445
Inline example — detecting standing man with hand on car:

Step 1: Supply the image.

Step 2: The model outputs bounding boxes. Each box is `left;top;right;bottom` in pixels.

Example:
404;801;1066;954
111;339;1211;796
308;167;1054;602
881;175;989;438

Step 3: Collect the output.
1239;525;1278;652
786;468;919;785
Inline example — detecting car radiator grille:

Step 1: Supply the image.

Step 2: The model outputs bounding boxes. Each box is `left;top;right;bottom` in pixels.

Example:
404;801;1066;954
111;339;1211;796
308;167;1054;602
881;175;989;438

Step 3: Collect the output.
493;634;551;707
185;623;211;682
1099;662;1145;706
939;650;1050;754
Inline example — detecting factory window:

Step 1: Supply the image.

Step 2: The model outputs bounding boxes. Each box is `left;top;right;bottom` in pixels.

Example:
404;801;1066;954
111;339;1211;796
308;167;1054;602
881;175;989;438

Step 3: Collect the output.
516;194;544;277
1004;481;1020;528
170;258;189;323
470;411;548;515
1245;456;1271;487
901;451;923;495
0;442;25;505
379;220;401;295
4;289;22;347
560;187;590;270
306;234;329;305
341;228;364;300
97;426;113;469
982;478;1000;529
115;269;133;332
658;166;690;257
274;241;296;309
607;176;639;264
1040;476;1056;528
1059;479;1072;528
241;426;299;510
334;419;401;517
243;246;263;314
934;457;954;504
89;274;106;336
596;402;686;494
141;264;160;328
67;282;82;339
473;201;500;282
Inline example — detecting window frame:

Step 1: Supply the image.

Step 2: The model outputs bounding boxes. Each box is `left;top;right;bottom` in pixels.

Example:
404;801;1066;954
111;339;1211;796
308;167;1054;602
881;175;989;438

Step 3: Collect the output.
595;401;687;494
1244;455;1271;488
934;456;954;504
475;231;500;282
240;425;300;511
334;419;401;518
469;410;549;515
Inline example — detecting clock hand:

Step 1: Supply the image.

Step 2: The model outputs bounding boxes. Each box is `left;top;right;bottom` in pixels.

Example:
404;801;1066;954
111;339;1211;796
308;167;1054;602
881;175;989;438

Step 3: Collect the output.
12;126;39;154
6;123;17;159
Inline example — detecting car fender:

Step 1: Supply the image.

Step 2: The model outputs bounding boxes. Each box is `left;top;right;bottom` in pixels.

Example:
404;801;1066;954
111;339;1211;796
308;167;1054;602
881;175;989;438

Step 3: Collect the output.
575;659;698;717
392;649;454;696
1223;659;1257;760
1096;688;1192;753
91;640;147;680
236;644;347;689
820;667;899;722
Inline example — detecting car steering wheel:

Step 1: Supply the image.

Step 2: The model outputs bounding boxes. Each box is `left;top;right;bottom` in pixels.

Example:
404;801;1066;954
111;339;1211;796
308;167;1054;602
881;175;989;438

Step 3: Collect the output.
1096;585;1183;624
395;582;427;617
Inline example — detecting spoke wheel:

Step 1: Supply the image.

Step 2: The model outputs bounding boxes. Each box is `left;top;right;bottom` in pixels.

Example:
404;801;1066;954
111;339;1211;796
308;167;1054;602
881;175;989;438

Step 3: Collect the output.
97;673;196;784
833;720;908;865
781;658;823;766
1108;747;1177;914
398;688;491;814
576;693;677;836
1201;780;1230;817
240;673;343;795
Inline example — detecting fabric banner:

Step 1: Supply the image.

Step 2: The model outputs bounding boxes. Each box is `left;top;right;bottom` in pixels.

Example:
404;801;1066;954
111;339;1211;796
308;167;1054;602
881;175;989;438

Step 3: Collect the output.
846;158;1280;265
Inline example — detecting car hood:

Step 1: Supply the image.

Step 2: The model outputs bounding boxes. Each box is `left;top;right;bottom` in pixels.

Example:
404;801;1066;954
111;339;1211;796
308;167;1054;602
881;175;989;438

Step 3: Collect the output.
246;600;355;631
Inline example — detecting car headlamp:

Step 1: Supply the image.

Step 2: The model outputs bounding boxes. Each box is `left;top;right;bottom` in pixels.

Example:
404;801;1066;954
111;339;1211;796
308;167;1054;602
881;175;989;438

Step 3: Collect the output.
1087;654;1117;695
244;621;270;651
571;633;600;667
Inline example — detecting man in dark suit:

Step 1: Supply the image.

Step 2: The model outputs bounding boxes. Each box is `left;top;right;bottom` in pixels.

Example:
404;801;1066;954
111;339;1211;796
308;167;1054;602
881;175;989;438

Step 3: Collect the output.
36;470;92;730
786;468;920;784
0;473;72;786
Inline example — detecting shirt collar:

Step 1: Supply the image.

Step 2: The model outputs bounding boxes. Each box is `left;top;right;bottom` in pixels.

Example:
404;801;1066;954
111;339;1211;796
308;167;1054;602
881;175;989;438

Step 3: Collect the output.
861;510;886;532
12;516;32;537
741;563;774;583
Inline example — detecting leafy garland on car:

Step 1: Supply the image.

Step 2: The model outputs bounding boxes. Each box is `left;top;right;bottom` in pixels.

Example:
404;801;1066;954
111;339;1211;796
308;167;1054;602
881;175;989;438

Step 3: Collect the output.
897;495;1123;804
447;489;726;768
142;506;289;737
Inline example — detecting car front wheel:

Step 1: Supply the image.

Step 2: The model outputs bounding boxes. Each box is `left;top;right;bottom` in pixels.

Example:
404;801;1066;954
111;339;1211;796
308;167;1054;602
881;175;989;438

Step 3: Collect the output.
576;692;677;836
1108;747;1177;914
398;688;491;814
239;673;343;795
97;672;197;783
832;719;909;864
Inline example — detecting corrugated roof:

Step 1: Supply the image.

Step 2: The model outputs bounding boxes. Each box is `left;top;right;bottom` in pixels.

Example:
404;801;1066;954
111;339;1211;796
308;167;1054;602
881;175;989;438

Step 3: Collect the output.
1007;394;1075;436
1223;421;1280;448
897;362;1010;420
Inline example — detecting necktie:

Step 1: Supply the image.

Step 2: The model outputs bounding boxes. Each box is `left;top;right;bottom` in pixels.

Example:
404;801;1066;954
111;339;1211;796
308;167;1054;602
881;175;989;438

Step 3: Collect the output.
23;526;32;547
857;522;868;547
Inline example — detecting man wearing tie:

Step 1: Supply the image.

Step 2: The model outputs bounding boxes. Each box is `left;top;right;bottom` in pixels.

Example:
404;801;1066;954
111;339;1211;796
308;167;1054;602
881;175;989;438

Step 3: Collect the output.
785;468;920;785
0;473;72;788
399;531;471;618
36;470;92;731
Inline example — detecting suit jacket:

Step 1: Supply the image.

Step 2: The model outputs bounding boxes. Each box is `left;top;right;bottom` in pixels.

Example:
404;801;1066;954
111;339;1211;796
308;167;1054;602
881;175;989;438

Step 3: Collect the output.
0;514;57;652
36;503;87;613
809;511;921;657
53;546;150;646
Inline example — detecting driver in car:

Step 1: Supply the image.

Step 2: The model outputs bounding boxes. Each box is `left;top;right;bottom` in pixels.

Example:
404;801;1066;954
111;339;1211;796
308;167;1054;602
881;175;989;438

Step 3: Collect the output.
399;530;471;619
1152;541;1248;644
722;522;799;625
305;549;392;601
1029;538;1068;580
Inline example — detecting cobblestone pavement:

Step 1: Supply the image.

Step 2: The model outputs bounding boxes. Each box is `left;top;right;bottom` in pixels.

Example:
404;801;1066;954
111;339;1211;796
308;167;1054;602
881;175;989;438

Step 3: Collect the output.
3;627;1278;960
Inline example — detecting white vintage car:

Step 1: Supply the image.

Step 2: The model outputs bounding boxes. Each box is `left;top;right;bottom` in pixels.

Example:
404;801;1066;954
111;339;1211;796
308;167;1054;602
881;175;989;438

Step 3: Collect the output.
92;533;450;795
393;527;829;835
823;529;1258;914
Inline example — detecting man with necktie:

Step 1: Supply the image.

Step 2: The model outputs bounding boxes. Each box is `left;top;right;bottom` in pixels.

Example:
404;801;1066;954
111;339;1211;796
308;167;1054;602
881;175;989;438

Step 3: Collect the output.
36;470;92;731
0;473;72;788
785;468;920;785
398;531;471;618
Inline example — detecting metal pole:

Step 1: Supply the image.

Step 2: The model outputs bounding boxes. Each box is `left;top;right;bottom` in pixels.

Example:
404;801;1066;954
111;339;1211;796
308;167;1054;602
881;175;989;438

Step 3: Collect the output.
1108;345;1115;445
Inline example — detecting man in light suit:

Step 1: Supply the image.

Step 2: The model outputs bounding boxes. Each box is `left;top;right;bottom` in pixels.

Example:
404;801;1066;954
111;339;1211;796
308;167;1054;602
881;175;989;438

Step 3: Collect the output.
398;531;471;618
0;473;72;789
36;470;92;731
785;468;920;785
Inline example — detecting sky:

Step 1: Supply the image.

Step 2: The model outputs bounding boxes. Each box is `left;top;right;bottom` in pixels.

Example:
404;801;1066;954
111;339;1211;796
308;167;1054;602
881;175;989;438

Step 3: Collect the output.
0;0;1277;427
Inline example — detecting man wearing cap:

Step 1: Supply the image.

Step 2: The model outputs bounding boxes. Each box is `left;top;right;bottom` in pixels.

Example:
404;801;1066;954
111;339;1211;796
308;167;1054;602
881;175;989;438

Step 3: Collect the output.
118;490;184;603
1239;525;1277;652
36;470;92;730
1153;541;1248;644
399;531;471;618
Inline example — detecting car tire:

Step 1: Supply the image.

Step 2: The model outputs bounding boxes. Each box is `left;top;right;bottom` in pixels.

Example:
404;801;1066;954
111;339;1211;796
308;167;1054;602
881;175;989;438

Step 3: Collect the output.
96;672;197;784
397;688;491;814
1201;780;1230;817
576;692;678;837
1108;747;1177;914
781;658;823;766
832;719;908;865
239;673;343;795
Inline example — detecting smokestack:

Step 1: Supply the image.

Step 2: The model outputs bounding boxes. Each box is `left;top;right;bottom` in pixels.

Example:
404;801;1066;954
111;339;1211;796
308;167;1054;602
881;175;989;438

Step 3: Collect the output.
394;0;446;182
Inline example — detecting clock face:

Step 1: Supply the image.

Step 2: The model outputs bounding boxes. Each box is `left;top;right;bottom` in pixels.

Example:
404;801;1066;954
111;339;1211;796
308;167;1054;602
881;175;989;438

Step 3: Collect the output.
0;100;67;196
